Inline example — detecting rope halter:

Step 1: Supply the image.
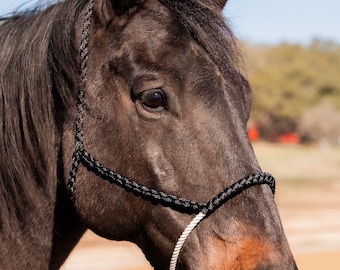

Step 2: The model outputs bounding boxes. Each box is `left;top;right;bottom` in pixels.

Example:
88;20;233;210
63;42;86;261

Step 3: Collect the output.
67;1;276;269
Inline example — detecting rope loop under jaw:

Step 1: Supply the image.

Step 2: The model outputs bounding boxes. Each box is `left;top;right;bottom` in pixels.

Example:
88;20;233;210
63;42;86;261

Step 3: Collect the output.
169;212;206;270
167;172;276;270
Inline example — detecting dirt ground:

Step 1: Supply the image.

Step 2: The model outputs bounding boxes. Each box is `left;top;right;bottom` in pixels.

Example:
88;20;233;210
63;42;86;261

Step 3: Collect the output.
278;179;340;270
61;143;340;269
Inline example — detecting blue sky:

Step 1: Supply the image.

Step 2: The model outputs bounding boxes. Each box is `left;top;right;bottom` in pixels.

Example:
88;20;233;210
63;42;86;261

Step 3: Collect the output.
1;0;339;45
224;0;340;44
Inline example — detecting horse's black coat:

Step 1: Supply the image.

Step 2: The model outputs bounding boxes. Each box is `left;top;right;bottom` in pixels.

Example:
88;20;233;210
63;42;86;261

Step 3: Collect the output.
0;0;297;269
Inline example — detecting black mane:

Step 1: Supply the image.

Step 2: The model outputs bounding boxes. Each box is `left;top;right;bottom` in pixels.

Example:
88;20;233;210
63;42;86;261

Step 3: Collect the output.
0;0;88;237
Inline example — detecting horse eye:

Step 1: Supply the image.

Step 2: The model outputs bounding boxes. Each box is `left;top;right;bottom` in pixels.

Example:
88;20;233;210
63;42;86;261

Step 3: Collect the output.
139;89;166;111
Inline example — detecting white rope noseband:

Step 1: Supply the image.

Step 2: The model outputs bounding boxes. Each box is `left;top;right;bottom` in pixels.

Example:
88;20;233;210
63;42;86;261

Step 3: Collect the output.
169;212;207;270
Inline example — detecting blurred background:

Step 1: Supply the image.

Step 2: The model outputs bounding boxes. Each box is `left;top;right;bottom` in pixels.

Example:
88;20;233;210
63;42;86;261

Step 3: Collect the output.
1;0;339;269
224;1;340;269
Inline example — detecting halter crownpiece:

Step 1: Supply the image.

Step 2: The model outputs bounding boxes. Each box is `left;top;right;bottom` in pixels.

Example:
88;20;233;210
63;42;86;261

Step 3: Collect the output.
67;1;276;269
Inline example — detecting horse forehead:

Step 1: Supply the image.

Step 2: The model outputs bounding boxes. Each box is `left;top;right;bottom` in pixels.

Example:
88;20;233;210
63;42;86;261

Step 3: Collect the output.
121;6;224;77
122;2;187;45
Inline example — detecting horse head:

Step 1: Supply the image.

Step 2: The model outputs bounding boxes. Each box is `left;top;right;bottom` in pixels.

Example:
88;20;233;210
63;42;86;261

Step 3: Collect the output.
58;0;297;269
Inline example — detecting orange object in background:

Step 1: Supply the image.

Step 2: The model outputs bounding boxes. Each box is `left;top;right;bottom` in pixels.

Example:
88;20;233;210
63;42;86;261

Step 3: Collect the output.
248;126;260;142
278;133;301;144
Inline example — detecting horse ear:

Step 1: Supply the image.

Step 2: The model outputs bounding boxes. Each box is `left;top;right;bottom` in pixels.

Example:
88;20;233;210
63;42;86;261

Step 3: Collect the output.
108;0;144;15
96;0;144;24
214;0;228;10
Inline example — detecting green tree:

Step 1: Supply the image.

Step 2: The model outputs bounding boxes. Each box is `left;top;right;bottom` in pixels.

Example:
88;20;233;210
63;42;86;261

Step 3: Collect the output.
243;40;340;141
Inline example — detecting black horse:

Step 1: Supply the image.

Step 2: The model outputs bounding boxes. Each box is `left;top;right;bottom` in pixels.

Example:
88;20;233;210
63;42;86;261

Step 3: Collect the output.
0;0;297;269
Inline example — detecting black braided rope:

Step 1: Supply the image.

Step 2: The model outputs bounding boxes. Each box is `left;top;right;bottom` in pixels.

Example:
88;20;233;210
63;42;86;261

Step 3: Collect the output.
67;0;276;216
67;0;95;202
80;149;275;215
203;172;275;216
81;149;204;213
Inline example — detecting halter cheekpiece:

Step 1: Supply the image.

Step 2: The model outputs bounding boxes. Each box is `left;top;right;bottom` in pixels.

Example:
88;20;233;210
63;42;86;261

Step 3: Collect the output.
67;1;276;269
